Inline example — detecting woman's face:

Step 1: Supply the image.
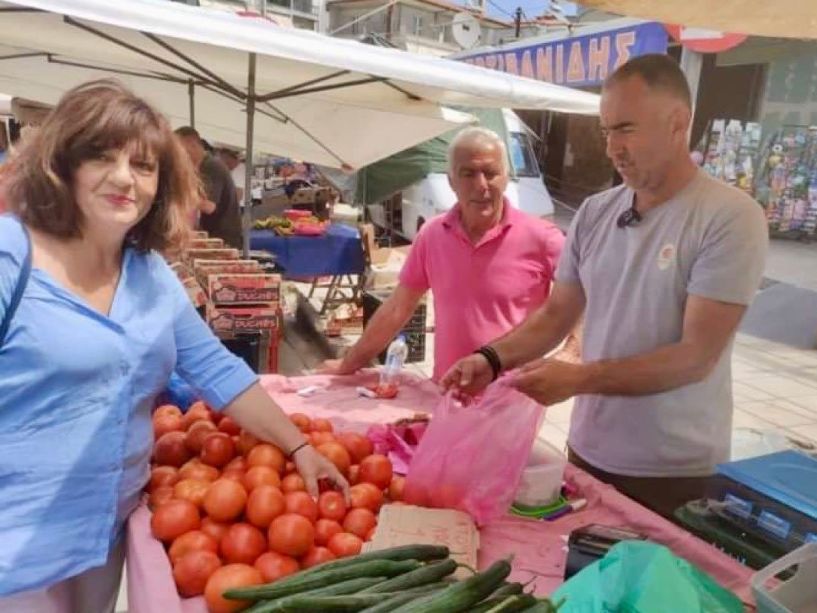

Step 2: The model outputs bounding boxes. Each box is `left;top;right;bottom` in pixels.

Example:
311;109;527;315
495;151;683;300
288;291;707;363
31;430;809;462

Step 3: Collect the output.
73;143;159;237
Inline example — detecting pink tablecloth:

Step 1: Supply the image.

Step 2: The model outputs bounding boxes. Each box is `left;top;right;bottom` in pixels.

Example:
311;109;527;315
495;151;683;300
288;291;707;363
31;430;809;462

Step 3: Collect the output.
127;373;754;612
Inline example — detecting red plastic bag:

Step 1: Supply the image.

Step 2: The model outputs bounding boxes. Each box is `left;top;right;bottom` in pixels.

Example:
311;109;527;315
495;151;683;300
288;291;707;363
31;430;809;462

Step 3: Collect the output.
403;378;544;525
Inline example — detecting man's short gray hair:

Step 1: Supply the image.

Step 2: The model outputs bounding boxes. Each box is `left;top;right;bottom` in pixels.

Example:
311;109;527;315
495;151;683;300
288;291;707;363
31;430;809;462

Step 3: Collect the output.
447;126;509;175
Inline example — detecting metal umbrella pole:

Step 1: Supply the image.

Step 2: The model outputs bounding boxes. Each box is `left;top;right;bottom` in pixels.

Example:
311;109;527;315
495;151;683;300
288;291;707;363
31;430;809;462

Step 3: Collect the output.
243;51;256;258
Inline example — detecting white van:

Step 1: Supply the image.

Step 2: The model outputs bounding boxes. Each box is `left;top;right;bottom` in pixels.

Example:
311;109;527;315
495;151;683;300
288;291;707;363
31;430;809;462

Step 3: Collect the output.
367;109;554;241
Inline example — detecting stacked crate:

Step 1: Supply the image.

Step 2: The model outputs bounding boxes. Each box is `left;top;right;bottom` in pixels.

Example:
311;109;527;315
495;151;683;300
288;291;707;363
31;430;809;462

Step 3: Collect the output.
183;243;282;374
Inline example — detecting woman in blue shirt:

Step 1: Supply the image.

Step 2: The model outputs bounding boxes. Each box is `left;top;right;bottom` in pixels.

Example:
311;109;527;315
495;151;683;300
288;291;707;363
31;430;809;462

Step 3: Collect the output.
0;80;347;611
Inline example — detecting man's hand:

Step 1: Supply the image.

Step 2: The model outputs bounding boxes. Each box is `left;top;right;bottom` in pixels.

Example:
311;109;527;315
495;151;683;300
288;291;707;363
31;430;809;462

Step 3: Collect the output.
199;199;216;215
510;358;586;406
318;359;357;375
292;445;350;500
440;353;493;397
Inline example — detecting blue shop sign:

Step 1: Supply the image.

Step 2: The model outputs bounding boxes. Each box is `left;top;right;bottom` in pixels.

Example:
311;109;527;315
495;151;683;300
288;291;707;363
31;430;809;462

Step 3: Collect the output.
460;22;668;87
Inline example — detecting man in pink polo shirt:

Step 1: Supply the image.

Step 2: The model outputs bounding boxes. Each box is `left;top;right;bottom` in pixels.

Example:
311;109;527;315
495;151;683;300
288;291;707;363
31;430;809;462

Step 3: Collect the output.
321;126;566;381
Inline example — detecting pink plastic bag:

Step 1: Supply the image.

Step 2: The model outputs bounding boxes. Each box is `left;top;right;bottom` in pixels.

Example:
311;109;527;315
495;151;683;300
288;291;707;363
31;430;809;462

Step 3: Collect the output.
403;378;543;526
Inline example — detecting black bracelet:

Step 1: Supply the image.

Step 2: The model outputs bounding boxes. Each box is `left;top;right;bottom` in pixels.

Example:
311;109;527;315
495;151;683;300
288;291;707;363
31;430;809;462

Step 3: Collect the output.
288;441;310;459
475;345;501;382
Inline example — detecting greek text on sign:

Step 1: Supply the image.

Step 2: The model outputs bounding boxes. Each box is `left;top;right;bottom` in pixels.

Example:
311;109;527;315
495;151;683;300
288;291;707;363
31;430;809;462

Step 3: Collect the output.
459;21;668;88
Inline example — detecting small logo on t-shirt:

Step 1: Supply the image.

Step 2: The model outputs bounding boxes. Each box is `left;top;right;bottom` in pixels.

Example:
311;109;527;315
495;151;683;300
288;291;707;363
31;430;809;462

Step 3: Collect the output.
657;243;676;271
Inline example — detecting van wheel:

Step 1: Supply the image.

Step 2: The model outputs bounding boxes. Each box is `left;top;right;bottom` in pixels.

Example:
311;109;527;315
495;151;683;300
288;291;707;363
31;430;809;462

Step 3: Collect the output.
416;217;426;233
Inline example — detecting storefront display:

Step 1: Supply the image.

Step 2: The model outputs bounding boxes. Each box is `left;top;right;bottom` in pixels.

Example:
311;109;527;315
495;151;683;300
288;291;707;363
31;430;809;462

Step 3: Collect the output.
699;119;762;194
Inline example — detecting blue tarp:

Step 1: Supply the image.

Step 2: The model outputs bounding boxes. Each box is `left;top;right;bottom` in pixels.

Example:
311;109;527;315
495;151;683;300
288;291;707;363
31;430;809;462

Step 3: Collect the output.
250;223;365;277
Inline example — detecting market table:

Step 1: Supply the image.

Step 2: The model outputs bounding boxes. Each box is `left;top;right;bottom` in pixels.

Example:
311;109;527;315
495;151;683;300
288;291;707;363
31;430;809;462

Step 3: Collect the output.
127;372;755;612
249;224;365;277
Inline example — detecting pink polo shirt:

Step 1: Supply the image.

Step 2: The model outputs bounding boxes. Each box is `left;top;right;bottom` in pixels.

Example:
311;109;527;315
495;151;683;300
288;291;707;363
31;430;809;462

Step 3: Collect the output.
399;200;565;380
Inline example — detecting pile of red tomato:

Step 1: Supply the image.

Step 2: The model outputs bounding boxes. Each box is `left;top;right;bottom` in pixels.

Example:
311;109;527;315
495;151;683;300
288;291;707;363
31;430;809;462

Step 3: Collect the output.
147;401;403;611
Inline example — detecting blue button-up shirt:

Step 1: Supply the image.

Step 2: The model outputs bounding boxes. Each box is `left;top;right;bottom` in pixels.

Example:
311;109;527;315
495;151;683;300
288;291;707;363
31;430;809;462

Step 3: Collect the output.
0;214;258;596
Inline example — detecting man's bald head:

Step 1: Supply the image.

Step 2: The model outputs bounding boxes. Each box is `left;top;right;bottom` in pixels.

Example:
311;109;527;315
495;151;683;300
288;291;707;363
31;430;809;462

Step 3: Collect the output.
603;53;692;109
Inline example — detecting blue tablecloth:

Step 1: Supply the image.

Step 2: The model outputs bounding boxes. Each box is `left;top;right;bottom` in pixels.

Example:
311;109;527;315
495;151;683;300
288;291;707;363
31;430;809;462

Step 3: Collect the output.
250;223;365;277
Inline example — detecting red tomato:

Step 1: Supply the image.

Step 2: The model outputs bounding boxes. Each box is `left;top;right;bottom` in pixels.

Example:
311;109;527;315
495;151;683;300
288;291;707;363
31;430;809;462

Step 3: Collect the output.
342;508;377;540
268;513;315;557
200;432;236;468
203;479;247;522
284;491;318;523
221;523;267;565
318;491;347;522
359;454;393;490
153;431;192;467
254;551;300;583
311;418;333;433
200;517;231;544
153;413;184;441
246;485;286;529
150;499;200;542
314;518;343;547
327;532;363;558
246;444;286;474
243;466;282;492
182;402;212;431
284;461;296;475
365;526;377;542
300;546;336;569
336;432;374;464
237;430;260;457
220;469;245;483
173;550;222;597
204;563;263;613
217;416;242;436
316;442;351;476
168;530;218;565
388;476;405;501
173;479;210;508
149;485;175;510
348;465;360;485
225;456;247;472
154;404;183;420
178;458;220;482
185;420;218;455
149;466;179;492
289;413;312;432
310;432;336;446
281;473;306;493
350;482;384;513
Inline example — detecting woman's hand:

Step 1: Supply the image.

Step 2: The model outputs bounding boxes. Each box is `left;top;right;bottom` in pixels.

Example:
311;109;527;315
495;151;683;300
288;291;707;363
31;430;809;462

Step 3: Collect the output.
293;445;350;500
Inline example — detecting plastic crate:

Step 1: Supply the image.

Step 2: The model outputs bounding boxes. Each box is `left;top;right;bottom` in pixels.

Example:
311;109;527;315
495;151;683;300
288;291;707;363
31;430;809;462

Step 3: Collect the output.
752;542;817;613
362;290;426;364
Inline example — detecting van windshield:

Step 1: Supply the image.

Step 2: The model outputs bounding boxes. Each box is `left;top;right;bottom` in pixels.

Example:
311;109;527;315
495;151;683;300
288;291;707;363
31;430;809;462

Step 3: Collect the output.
508;132;541;178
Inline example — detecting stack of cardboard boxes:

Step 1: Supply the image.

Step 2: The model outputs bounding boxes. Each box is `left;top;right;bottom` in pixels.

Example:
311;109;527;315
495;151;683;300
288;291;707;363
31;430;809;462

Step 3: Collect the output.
171;232;282;373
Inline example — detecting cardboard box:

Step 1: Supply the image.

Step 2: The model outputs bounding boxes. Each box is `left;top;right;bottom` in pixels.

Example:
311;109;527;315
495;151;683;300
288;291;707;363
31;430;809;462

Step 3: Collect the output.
192;259;262;289
365;504;479;580
189;238;225;249
207;303;281;334
207;274;281;305
184;248;240;263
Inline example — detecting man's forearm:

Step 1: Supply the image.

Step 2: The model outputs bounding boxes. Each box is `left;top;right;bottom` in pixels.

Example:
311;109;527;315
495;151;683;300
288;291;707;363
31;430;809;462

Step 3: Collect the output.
341;300;415;371
578;341;718;397
493;304;578;371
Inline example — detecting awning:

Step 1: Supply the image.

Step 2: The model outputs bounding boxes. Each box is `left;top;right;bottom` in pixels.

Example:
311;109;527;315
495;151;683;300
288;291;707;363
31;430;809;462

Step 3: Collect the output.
576;0;817;40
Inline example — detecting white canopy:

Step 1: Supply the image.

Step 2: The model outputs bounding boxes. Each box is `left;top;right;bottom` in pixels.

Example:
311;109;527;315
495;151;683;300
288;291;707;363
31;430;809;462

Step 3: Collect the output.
578;0;817;40
0;0;600;170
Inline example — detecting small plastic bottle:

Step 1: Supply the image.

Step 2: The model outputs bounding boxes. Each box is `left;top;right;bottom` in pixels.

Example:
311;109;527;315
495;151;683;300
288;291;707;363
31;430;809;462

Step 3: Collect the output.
379;334;408;391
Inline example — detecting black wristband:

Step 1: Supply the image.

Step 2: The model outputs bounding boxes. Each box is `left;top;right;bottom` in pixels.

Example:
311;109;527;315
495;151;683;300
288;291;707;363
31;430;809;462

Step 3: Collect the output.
288;441;310;459
475;345;501;382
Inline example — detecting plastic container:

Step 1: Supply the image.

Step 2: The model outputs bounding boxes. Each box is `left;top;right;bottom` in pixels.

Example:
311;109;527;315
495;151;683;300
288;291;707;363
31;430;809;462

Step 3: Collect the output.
752;542;817;613
515;439;567;507
379;334;408;388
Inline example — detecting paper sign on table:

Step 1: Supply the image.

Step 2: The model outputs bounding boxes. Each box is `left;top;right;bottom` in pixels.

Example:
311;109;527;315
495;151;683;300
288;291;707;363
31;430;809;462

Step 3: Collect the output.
365;504;479;579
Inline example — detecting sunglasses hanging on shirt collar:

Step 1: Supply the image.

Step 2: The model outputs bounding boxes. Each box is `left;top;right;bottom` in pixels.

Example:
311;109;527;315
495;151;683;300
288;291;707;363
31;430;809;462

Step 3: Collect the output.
617;205;642;228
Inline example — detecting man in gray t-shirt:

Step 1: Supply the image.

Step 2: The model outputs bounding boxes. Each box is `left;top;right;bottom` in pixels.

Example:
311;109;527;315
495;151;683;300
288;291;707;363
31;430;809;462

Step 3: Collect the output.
442;55;768;505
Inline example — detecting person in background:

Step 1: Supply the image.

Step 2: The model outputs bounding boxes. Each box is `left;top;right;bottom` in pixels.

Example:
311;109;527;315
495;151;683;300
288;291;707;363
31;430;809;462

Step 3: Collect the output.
321;126;570;381
0;80;347;611
443;54;768;514
218;147;247;203
175;126;242;248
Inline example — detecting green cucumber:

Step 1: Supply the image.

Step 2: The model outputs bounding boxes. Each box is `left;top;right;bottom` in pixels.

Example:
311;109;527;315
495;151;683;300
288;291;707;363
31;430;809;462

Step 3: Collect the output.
242;577;387;613
265;584;451;613
473;594;539;612
360;558;458;593
390;558;513;613
288;544;449;578
358;583;452;613
224;559;422;601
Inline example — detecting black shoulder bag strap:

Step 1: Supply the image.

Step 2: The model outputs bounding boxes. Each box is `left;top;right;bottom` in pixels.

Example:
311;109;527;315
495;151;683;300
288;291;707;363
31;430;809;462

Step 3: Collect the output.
0;223;32;347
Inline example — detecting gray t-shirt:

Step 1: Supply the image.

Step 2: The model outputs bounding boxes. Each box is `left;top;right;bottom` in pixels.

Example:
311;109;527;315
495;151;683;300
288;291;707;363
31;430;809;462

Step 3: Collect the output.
556;169;768;477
